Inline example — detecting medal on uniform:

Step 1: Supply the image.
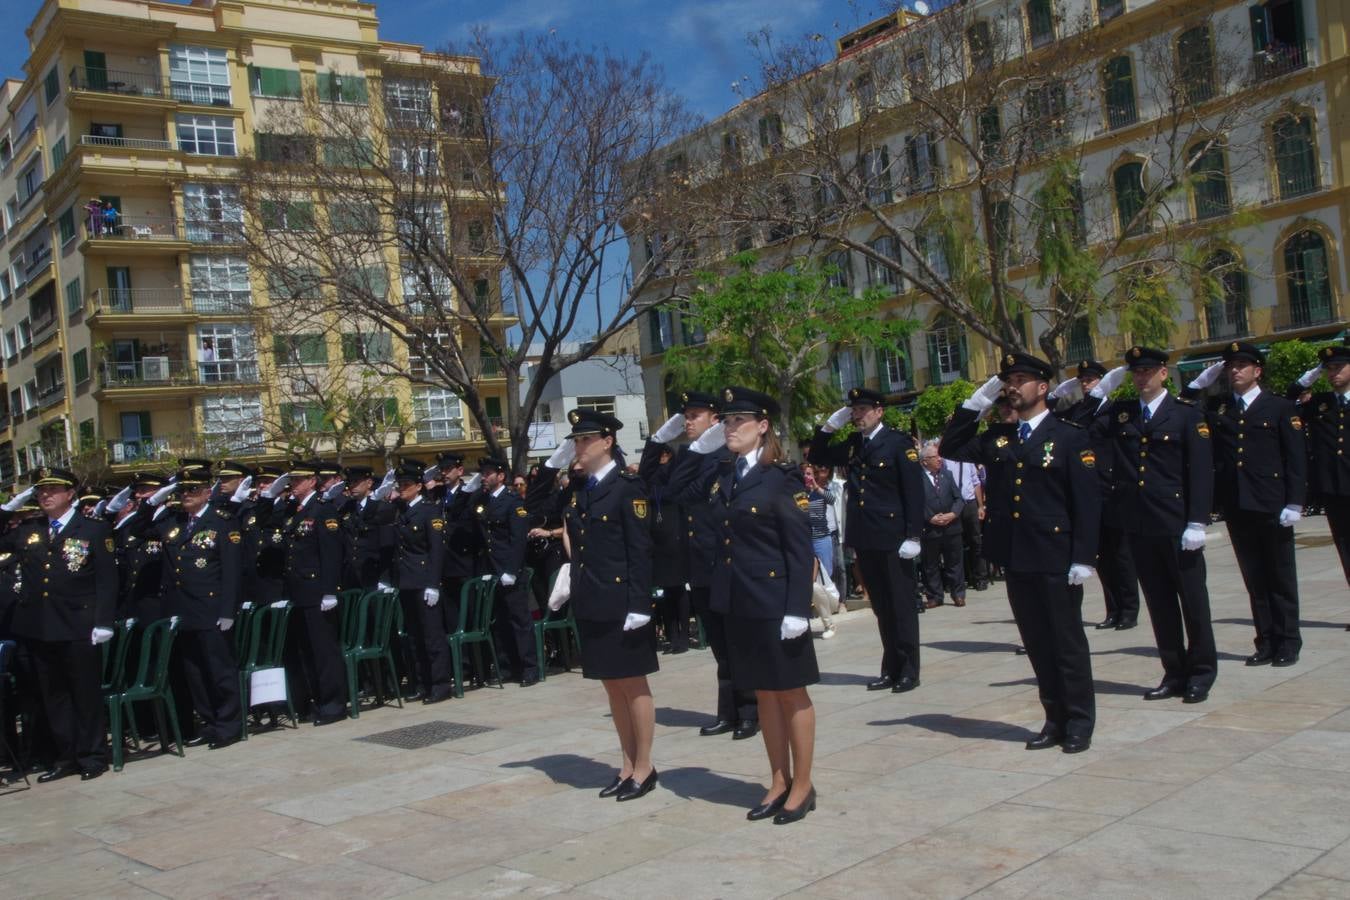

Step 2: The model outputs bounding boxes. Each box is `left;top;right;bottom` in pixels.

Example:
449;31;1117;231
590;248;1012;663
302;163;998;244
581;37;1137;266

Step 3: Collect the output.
1117;411;1129;423
1041;442;1055;467
194;557;208;569
167;527;181;541
994;436;1009;449
1217;403;1227;416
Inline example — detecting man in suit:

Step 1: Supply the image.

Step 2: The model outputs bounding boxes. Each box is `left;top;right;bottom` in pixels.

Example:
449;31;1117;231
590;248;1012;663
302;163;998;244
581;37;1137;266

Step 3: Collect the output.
158;462;244;747
474;456;538;686
1287;342;1350;595
941;353;1101;753
1184;341;1307;666
918;440;965;608
1091;347;1217;703
3;467;117;781
810;387;925;693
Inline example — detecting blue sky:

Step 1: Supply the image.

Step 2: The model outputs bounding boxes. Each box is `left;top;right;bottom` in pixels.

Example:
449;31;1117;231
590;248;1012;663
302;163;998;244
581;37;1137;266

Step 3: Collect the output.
3;0;916;118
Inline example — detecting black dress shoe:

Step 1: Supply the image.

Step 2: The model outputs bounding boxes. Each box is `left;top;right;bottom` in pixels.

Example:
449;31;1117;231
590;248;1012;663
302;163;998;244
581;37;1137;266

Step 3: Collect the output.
80;766;108;781
402;691;425;703
1143;683;1183;701
1183;686;1210;704
1095;617;1119;630
891;676;920;693
973;581;990;591
36;765;79;784
1061;735;1091;754
1114;619;1138;631
208;735;240;750
747;781;791;821
519;676;540;688
615;769;658;802
1272;653;1299;668
423;686;455;704
669;646;689;655
1245;651;1275;667
313;712;345;727
699;719;734;737
866;675;895;692
1025;732;1061;751
184;735;210;748
773;788;816;825
732;721;759;741
598;775;625;798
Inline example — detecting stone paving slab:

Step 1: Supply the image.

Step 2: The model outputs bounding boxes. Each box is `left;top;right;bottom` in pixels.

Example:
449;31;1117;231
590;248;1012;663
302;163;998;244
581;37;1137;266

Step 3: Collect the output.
2;517;1348;898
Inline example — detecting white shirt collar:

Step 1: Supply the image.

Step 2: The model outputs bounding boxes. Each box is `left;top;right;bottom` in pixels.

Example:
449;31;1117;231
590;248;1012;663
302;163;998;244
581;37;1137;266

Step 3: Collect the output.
51;506;77;529
193;502;211;522
1019;408;1051;433
864;422;885;441
297;492;314;510
491;484;506;498
1141;390;1168;416
591;459;618;484
408;494;422;508
1236;384;1262;405
1339;388;1350;402
736;445;763;473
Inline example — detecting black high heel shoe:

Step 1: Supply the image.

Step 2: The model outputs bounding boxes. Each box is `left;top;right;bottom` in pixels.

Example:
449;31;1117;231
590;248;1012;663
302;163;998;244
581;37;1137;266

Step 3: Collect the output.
773;787;816;825
747;780;791;821
598;775;626;798
615;768;659;801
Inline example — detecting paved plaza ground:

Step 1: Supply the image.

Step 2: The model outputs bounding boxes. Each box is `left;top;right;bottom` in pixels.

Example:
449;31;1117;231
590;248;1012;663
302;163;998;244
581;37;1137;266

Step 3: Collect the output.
4;517;1349;899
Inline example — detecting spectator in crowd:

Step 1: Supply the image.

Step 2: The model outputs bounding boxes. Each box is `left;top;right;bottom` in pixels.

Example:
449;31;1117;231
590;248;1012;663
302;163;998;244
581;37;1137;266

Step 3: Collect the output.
85;197;104;237
944;455;987;591
803;465;836;638
919;441;966;608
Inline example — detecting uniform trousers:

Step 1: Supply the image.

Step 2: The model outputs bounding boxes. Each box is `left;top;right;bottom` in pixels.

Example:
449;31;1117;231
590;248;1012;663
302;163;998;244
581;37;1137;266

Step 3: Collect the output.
493;579;538;680
286;604;347;718
1098;523;1139;622
658;584;690;652
920;530;965;603
28;638;106;771
855;549;920;681
957;502;988;586
1328;500;1350;587
1129;534;1216;690
1006;573;1095;739
400;589;454;695
176;628;242;741
689;586;756;724
1226;510;1301;655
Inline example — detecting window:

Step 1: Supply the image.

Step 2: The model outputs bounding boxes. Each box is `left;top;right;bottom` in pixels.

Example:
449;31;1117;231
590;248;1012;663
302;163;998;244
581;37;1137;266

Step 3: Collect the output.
1250;0;1308;80
1024;81;1068;151
867;236;902;291
1065;317;1094;362
333;202;381;235
78;419;95;450
576;396;617;416
73;348;90;384
823;251;852;290
17;160;43;207
830;348;865;394
968;22;993;72
1272;113;1318;199
177;114;237;156
1102;55;1136;130
337;265;389;302
861;145;893;205
2;329;14;358
322;137;373;168
273;333;328;366
1178;25;1215;104
1283;230;1333;328
197;324;257;382
169;45;231;106
1202;250;1249;340
267;267;321;303
341;331;393;362
647;308;674;353
58;207;76;245
905;52;928;92
1026;0;1055;48
1189;141;1230;220
915;230;950;279
349;397;399;428
256;132;316;164
852;73;877;116
1112;161;1148;236
926;314;967;384
64;277;81;315
390;141;438;176
904;133;939;192
44;68;60;103
385;78;433;129
260;200;315;231
183;183;242;242
720;130;743;171
316;71;368;104
401;262;451;313
408;329;451;378
758;113;783;153
878;347;908;392
1098;0;1124;22
201;394;265;453
413;386;463;440
248;66;302;99
190;255;251;312
18;318;31;350
814;174;843;218
280;402;332;434
50;137;67;170
978;106;1003;160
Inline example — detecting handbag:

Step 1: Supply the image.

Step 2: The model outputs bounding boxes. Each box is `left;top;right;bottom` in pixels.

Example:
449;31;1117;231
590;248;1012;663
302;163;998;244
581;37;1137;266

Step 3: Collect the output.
547;562;572;611
812;563;839;610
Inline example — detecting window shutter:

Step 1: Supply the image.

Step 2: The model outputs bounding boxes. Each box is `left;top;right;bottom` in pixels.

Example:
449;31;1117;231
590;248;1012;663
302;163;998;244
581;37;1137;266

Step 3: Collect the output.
273;334;290;363
1248;5;1269;53
876;349;891;392
383;397;399;420
138;411;153;437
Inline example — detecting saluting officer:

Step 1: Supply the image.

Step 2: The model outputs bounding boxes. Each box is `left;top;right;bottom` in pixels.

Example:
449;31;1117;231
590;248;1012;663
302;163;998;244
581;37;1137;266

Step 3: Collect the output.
157;462;244;748
437;452;484;628
941;354;1101;753
1286;342;1350;593
338;465;396;593
474;456;539;686
1184;341;1307;667
280;460;348;724
390;460;454;704
809;387;925;693
638;439;690;654
213;459;255;511
3;467;117;781
105;474;168;623
243;465;289;607
1092;347;1217;704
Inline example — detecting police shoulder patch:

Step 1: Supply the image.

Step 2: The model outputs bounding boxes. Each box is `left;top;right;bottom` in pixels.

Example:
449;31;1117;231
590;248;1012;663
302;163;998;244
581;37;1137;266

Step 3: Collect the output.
793;491;810;512
1291;416;1303;431
1197;422;1210;439
632;498;648;519
228;531;242;543
1079;449;1096;469
514;506;528;518
324;518;340;531
431;518;445;530
905;448;919;463
105;538;115;552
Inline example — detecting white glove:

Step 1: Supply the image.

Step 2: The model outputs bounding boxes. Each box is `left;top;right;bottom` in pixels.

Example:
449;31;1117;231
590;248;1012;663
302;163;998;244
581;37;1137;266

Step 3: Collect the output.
546;440;576;470
262;474;291;499
107;485;133;514
2;486;34;512
91;626;114;645
169;615;180;628
1297;365;1322;389
124;617;137;629
147;478;177;507
1089;366;1128;399
1180;523;1207;552
320;594;338;612
823;406;852;432
897;539;921;559
230;476;254;504
547;563;571;611
1188;360;1225;391
963;375;1005;412
780;615;809;640
652;413;685;443
462;472;483;492
623;612;652;632
376;581;395;592
1067;564;1095;586
422;464;440;484
690;422;726;454
323;480;346;502
1279;505;1302;527
94;499;108;517
217;618;234;632
500;573;516;586
1049;377;1079;401
270;600;288;609
241;602;254;611
424;587;440;607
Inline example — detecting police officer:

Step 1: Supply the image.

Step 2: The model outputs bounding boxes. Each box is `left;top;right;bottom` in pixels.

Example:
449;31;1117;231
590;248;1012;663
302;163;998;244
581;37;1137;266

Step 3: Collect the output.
213;459;254;510
941;354;1101;753
280;460;348;724
436;452;483;629
1184;341;1307;666
158;462;244;748
809;387;925;693
709;387;818;823
1092;347;1216;703
105;474;168;623
338;465;396;593
474;457;538;686
389;459;453;703
638;440;690;653
2;467;117;781
1286;342;1350;594
241;466;289;610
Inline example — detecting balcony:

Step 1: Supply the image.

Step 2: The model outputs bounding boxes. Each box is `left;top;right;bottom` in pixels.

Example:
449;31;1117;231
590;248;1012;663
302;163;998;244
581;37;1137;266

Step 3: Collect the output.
1273;166;1323;203
107;437;172;464
170;82;232;108
37;381;67;410
192;290;252;315
68;66;168;100
99;359;198;391
79;133;174;153
1254;43;1307;81
1104;98;1137;132
84;215;185;243
199;361;261;385
184;219;242;245
1188;310;1251;345
1272;302;1341;334
386;108;437;132
89;287;190;319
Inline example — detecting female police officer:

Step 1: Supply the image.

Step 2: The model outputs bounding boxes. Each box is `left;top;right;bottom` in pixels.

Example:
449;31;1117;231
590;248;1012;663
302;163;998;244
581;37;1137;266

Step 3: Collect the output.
556;408;659;802
700;387;819;824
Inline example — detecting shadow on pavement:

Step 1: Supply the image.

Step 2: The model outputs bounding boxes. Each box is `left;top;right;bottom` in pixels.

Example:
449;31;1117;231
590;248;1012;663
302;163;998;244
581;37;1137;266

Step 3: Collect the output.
502;753;616;790
988;676;1147;697
655;707;715;728
867;713;1034;743
923;640;1021;654
817;672;876;687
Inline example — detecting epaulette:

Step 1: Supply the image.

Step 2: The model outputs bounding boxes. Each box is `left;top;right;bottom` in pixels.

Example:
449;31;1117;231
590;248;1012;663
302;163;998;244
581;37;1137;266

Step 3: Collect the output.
1175;396;1196;406
1061;419;1083;428
619;471;640;481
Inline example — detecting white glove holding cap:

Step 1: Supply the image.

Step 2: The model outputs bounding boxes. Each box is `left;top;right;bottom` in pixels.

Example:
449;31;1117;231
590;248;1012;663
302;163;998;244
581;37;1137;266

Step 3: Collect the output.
1180;524;1207;552
547;563;571;611
897;539;921;560
623;612;652;632
1067;564;1095;586
1089;366;1128;399
107;485;133;514
1297;365;1322;389
963;375;1006;413
217;618;233;632
320;594;338;612
1279;505;1302;527
2;486;34;513
1188;360;1225;391
424;587;440;607
823;406;852;432
780;615;809;640
652;413;685;443
546;441;576;470
690;421;726;454
91;627;114;645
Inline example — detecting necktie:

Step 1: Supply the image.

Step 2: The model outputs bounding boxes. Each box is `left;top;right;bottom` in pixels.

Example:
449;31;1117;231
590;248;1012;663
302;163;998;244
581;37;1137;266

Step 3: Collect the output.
1141;403;1152;424
186;515;198;537
585;475;598;491
1341;395;1349;409
1018;421;1031;442
735;457;749;483
1237;396;1246;413
49;519;61;540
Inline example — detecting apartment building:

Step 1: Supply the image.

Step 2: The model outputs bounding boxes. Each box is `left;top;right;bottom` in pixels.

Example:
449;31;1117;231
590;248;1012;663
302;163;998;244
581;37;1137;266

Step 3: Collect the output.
0;0;509;487
630;0;1348;426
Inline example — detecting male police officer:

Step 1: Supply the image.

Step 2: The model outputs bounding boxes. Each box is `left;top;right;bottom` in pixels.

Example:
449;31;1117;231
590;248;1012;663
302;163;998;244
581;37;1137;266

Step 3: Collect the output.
475;456;538;686
1287;342;1350;594
391;460;453;703
437;452;483;629
810;388;925;693
942;354;1101;753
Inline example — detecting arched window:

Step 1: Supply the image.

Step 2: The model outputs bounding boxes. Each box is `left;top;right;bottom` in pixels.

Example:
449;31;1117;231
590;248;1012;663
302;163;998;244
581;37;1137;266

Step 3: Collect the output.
1112;161;1148;236
926;313;968;384
1065;317;1094;362
1283;230;1333;327
1272;114;1318;199
1189;141;1230;220
1102;55;1136;130
1177;25;1215;103
1203;250;1249;340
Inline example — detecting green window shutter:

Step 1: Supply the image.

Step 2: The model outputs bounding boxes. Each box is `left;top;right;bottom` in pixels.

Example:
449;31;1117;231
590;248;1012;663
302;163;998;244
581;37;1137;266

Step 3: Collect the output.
273;333;291;364
1248;5;1269;53
341;333;359;361
64;277;82;314
876;349;891;392
343;76;368;104
260;200;281;231
44;68;59;103
279;402;295;426
370;333;392;361
138;411;152;437
382;397;399;420
51;137;67;170
73;349;89;383
292;201;315;230
316;71;333;101
485;396;502;420
78;418;95;448
58;208;76;244
299;334;327;364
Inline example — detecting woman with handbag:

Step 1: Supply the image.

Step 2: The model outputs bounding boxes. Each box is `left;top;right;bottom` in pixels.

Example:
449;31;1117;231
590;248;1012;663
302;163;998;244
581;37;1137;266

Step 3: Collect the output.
804;465;838;638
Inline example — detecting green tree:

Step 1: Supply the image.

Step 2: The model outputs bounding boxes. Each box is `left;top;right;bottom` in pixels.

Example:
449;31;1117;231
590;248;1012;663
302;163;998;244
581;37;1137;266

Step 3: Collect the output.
1265;339;1333;396
665;253;915;447
913;379;975;439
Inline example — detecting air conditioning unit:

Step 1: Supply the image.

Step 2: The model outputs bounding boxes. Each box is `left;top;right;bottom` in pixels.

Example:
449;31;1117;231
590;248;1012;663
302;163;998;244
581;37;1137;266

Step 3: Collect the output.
141;356;170;381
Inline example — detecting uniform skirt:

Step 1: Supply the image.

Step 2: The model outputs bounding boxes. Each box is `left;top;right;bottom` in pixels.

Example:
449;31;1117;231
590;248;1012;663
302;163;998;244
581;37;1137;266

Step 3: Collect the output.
725;615;819;691
577;617;659;680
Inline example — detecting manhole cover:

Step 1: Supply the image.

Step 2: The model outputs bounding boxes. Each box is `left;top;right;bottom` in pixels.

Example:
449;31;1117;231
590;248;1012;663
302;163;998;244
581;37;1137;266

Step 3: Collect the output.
355;720;496;749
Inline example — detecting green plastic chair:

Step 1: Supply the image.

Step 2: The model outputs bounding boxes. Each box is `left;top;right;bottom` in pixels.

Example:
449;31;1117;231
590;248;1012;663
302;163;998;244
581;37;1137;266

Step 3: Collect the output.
534;569;581;681
99;619;135;694
343;590;403;718
232;604;258;659
448;577;503;698
337;587;366;651
238;603;298;740
106;618;183;772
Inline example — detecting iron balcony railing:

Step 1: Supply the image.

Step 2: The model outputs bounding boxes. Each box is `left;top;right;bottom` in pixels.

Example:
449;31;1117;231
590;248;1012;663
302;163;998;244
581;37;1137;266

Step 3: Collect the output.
69;65;166;98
